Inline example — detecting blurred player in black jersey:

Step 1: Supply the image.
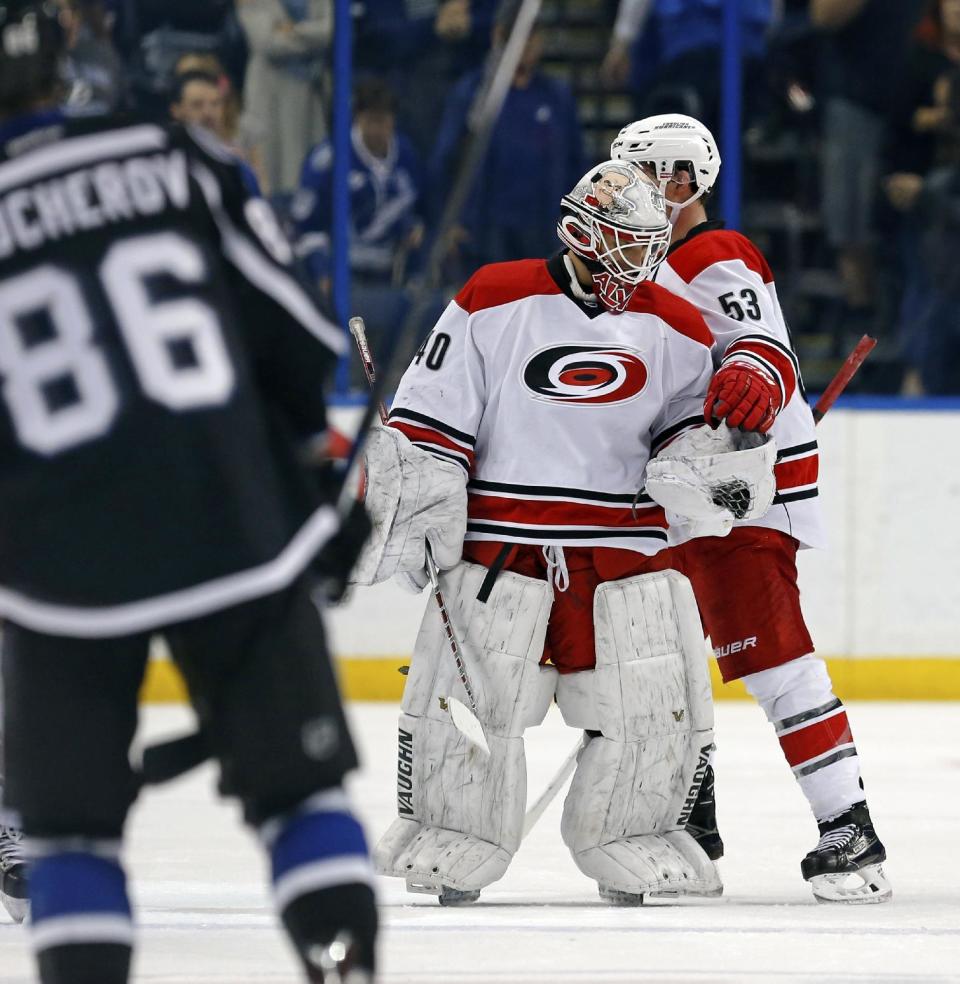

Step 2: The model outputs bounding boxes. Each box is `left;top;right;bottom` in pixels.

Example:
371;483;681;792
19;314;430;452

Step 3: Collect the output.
0;2;377;981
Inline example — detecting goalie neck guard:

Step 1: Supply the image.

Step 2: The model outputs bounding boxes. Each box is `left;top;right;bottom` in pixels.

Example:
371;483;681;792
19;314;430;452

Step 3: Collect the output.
557;160;671;314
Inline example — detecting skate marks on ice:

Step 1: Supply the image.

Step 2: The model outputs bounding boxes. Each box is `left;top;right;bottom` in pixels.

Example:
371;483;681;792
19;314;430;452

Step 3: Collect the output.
0;702;958;984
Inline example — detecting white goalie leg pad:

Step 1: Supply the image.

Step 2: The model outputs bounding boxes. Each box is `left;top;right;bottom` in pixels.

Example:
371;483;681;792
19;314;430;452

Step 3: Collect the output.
559;570;721;897
351;426;467;585
374;561;556;891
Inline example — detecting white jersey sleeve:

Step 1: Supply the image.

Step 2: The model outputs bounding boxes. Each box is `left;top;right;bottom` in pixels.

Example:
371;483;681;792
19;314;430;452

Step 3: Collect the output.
388;295;485;476
657;229;801;412
656;227;827;550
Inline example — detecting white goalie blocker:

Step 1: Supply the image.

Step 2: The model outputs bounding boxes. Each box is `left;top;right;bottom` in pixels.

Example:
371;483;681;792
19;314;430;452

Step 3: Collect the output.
556;570;722;898
644;424;777;539
374;562;557;893
351;426;467;585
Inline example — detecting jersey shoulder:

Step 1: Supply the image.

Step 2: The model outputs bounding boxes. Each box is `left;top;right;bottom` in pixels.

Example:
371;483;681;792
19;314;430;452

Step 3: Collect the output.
454;259;562;315
626;282;713;349
667;228;773;285
0;112;166;167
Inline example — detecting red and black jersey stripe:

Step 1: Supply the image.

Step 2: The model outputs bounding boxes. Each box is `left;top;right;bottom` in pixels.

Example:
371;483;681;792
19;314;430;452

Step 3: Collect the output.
388;407;476;474
774;440;819;504
720;334;800;408
465;480;667;545
775;698;858;777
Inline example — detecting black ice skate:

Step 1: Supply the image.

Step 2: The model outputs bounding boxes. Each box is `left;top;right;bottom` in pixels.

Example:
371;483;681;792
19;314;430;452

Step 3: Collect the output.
624;763;724;904
598;885;644;906
438;886;480;906
801;801;891;904
684;763;724;861
0;823;29;923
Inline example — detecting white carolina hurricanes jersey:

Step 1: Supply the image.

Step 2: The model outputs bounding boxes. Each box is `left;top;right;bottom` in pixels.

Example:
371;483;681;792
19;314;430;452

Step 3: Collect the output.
388;255;715;553
655;224;826;549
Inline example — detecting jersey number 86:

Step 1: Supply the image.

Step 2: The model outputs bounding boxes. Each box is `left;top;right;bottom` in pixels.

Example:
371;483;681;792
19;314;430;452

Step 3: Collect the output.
0;231;234;455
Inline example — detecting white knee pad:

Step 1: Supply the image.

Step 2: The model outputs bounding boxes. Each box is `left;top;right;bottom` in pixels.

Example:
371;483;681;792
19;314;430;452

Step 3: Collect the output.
374;561;556;891
557;570;720;897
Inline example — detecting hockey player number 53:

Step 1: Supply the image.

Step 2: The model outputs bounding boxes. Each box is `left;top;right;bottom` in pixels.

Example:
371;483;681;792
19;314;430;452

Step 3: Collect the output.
0;232;234;455
718;288;761;322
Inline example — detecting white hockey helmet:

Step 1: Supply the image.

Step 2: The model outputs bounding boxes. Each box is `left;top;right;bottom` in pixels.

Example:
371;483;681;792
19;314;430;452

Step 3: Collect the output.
557;160;671;314
610;114;721;223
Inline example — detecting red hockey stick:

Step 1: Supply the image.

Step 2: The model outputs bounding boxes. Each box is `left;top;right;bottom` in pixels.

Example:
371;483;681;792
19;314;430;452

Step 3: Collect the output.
812;335;877;423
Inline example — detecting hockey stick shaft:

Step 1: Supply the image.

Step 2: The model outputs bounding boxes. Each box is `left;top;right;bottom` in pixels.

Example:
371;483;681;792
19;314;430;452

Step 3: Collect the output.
522;735;583;839
349;317;389;427
523;334;881;832
812;335;876;423
348;317;489;755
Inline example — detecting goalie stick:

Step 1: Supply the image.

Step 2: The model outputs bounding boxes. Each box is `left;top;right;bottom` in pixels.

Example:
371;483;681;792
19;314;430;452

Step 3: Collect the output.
349;316;491;758
520;334;879;836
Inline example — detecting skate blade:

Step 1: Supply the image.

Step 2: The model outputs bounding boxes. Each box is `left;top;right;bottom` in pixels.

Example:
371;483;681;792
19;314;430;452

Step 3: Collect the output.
810;863;892;904
648;884;724;900
405;877;442;895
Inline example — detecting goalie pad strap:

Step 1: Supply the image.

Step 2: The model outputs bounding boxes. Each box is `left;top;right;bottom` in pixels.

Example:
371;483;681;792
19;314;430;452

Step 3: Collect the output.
476;543;515;604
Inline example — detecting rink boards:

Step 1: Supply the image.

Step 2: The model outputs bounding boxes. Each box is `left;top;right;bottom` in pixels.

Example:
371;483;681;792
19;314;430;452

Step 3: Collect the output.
141;404;960;702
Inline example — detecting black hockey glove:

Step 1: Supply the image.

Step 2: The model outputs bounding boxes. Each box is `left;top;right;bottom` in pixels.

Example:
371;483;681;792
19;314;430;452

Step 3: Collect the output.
314;498;372;603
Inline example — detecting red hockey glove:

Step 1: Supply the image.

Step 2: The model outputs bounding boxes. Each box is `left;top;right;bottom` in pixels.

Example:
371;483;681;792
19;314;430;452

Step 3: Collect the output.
704;362;782;433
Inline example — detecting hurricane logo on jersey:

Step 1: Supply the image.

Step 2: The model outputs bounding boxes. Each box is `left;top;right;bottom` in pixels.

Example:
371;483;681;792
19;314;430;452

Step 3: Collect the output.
521;344;649;405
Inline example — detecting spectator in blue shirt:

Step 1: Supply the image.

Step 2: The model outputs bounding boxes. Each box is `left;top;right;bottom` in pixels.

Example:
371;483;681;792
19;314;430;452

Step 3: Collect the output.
292;77;425;291
292;77;437;382
430;3;584;280
61;0;126;116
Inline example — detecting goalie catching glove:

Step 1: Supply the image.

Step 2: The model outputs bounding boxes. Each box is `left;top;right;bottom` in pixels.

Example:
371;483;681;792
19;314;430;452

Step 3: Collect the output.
644;424;776;538
351;426;467;588
705;361;782;433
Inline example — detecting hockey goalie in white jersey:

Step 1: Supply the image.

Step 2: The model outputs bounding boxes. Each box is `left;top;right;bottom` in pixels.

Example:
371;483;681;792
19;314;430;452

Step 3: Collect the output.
354;161;777;905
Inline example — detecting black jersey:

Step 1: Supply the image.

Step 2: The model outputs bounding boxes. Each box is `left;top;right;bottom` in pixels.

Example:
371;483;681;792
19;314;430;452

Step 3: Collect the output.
0;110;346;636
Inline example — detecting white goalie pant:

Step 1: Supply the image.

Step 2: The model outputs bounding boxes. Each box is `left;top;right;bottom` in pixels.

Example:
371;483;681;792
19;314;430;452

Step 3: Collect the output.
556;569;721;898
374;561;556;892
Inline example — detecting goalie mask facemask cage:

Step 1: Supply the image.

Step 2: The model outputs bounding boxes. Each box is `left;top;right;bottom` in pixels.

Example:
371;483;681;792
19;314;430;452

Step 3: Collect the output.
557;160;671;314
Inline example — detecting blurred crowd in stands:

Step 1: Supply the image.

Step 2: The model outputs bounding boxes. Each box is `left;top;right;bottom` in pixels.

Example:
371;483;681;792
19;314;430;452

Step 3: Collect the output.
48;0;960;394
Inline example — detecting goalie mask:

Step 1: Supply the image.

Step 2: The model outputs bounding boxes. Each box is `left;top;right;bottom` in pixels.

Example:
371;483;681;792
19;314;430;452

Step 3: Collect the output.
557;160;671;314
610;114;721;225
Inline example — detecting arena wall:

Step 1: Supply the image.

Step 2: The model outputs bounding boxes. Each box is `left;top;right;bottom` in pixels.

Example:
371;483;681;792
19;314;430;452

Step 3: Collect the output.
143;405;960;702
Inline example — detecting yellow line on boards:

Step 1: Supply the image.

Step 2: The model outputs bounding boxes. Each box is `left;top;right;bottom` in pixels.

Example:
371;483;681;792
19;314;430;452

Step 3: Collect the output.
141;656;960;703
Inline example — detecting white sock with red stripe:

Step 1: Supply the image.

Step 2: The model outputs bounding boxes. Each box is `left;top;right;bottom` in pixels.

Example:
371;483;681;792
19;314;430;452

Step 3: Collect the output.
742;654;863;822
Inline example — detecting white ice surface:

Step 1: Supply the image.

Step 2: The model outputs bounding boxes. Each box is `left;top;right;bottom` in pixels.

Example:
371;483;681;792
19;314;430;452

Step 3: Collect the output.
1;701;958;984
